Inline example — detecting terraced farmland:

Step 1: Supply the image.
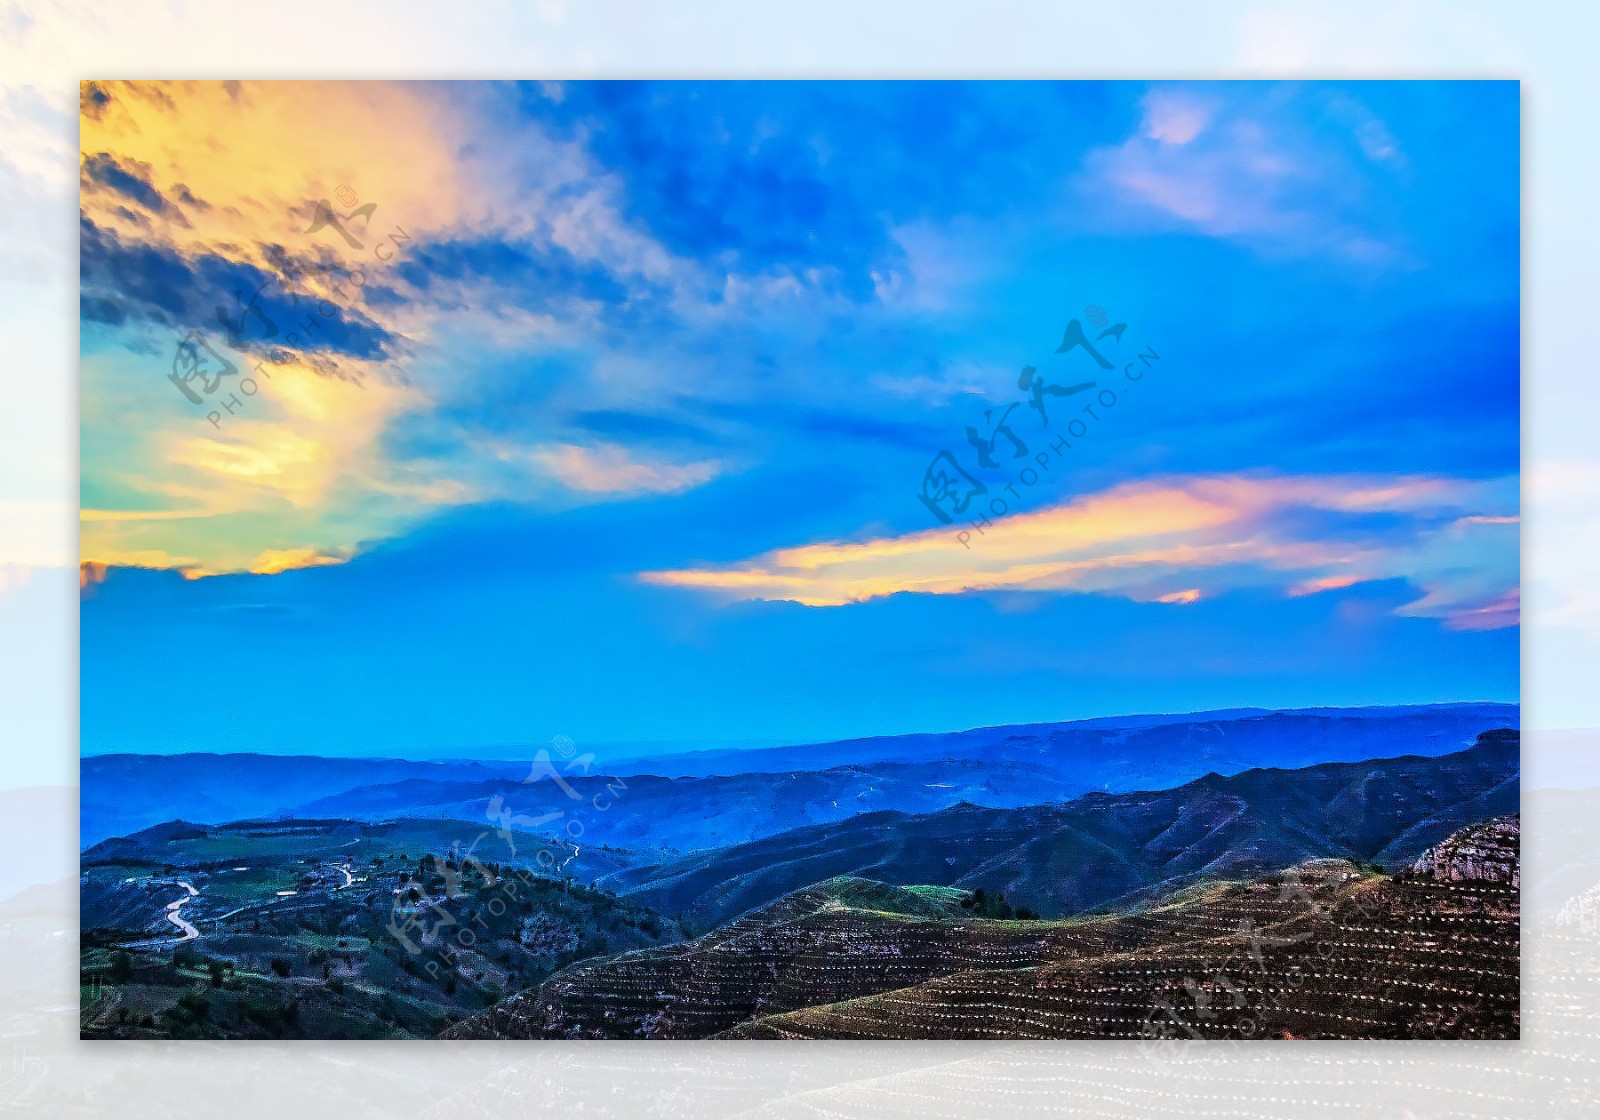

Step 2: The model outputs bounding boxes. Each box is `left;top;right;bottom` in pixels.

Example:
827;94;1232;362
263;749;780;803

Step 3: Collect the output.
453;818;1518;1040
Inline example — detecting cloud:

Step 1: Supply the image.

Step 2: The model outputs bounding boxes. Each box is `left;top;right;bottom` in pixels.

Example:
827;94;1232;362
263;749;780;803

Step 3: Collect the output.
1141;91;1213;146
641;472;1518;630
1081;85;1403;263
75;80;710;579
528;442;722;496
80;352;454;577
79;546;349;585
79;215;395;362
80;151;183;219
234;547;349;578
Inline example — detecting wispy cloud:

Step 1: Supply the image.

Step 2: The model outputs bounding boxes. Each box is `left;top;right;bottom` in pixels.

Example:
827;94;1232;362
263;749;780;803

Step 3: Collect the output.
529;442;723;496
1081;85;1404;263
642;472;1518;629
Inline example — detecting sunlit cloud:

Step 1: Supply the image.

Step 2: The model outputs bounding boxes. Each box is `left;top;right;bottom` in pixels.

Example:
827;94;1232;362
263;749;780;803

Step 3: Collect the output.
75;80;744;580
80;355;450;577
528;442;723;496
231;547;349;578
642;472;1518;629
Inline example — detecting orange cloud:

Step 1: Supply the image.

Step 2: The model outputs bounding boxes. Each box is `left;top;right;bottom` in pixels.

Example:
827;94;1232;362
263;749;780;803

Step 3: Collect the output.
1289;574;1364;597
641;472;1519;629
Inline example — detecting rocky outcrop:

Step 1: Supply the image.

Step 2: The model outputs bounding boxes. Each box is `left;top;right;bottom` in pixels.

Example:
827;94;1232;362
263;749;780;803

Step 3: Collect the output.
1411;816;1520;888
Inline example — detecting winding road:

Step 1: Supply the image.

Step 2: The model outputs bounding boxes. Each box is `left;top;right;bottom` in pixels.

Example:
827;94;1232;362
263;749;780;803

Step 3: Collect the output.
165;880;199;942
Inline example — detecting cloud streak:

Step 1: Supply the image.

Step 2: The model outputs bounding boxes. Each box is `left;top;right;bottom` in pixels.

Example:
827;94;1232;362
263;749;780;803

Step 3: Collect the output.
528;442;723;496
641;472;1519;629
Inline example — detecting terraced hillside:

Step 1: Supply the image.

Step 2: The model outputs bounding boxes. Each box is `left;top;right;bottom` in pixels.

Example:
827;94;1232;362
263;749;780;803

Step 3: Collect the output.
454;818;1518;1040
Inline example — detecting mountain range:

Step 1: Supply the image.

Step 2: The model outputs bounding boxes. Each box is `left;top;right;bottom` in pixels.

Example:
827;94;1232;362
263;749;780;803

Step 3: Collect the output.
81;702;1516;849
605;728;1519;927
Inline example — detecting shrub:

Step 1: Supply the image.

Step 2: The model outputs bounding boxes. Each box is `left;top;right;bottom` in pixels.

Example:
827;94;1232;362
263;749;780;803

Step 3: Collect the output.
175;991;210;1021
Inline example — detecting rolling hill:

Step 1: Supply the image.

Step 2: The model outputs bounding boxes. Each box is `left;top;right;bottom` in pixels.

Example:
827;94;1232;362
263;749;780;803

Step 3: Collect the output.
452;816;1519;1041
293;759;1082;853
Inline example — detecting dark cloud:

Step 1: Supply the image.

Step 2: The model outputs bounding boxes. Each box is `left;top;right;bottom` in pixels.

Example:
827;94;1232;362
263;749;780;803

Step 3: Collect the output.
81;153;185;222
173;183;210;211
79;215;396;363
395;236;635;310
79;294;127;327
517;81;1123;302
80;81;112;121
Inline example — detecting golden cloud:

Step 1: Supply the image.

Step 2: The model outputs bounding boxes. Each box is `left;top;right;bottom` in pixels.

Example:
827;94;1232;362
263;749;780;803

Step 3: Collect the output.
641;472;1519;628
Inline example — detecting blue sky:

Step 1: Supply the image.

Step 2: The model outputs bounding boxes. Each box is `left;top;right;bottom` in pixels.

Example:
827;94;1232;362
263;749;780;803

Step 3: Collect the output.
79;80;1519;757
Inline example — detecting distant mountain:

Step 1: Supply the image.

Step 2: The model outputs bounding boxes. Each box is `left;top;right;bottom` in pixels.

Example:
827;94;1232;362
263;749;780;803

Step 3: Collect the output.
79;754;527;847
82;703;1517;853
294;759;1083;852
610;729;1519;928
611;703;1516;779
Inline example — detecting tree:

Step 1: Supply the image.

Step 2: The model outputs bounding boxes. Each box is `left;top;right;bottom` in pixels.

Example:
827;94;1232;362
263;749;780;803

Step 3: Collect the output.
269;956;292;978
960;888;1023;920
209;960;225;988
109;951;134;983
